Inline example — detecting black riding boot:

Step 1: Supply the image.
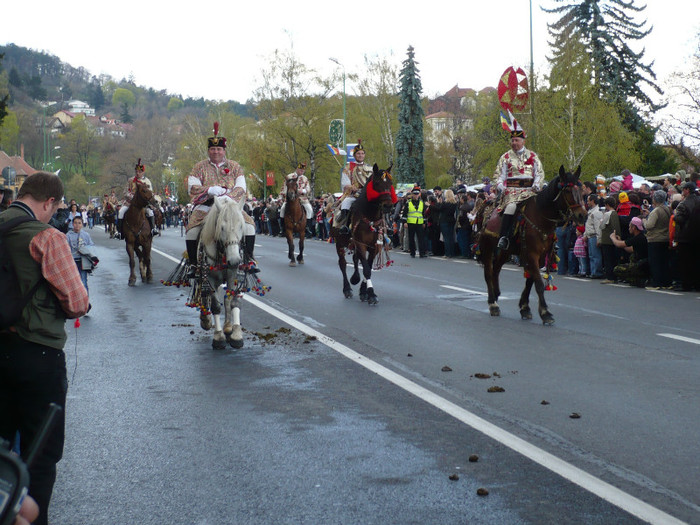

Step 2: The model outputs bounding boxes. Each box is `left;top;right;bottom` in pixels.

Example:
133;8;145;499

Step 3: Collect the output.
245;235;260;273
148;215;159;236
186;240;199;278
338;209;350;235
497;213;515;250
116;218;123;239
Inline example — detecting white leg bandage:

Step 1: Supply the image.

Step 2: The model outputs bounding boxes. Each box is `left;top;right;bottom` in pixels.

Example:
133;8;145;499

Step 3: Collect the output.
118;206;128;219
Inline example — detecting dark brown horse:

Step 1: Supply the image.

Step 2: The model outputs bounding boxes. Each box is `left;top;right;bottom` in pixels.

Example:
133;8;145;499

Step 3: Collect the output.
330;164;397;305
123;182;156;286
283;177;306;266
477;166;587;324
103;201;117;238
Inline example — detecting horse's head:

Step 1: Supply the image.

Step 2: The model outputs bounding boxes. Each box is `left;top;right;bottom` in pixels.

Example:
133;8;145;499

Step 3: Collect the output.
201;196;245;269
286;177;298;202
365;164;398;210
556;165;587;224
134;181;156;207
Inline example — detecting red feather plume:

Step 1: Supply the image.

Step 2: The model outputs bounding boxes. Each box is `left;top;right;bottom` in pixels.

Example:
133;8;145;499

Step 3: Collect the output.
213;122;219;137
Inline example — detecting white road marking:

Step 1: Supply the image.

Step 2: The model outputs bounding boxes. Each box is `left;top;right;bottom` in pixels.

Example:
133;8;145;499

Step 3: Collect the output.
440;285;487;296
153;246;685;525
658;333;700;345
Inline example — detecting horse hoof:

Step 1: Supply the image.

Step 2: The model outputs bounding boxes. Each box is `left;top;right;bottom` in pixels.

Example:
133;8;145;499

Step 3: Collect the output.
542;316;555;326
289;261;296;267
489;306;500;316
520;308;532;320
359;293;368;302
344;290;353;299
298;259;304;265
228;338;244;349
368;296;378;305
128;280;136;287
212;338;227;350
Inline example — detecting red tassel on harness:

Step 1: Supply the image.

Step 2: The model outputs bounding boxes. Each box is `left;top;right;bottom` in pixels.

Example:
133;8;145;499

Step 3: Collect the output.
74;318;81;328
365;180;380;201
390;185;398;204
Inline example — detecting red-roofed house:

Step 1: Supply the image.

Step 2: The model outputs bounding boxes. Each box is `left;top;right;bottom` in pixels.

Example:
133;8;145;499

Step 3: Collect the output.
0;150;39;198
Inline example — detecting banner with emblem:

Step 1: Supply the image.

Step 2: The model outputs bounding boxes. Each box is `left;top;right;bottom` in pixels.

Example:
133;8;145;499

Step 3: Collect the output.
266;171;275;186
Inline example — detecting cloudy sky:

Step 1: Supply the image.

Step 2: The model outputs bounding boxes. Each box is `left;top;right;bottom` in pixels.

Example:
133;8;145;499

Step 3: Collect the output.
4;1;699;105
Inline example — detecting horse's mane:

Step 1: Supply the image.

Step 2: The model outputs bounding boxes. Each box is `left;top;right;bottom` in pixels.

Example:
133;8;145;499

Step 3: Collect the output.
200;198;243;247
535;174;561;208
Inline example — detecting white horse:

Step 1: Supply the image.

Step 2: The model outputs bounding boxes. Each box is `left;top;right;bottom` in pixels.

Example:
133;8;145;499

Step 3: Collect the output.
197;196;246;349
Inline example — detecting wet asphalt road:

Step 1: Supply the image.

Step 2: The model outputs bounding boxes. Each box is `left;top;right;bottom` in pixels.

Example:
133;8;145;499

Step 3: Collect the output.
49;225;699;524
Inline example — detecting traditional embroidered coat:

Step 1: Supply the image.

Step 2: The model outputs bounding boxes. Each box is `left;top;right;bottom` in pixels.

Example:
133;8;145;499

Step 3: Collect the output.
285;172;311;203
186;158;246;231
495;147;544;208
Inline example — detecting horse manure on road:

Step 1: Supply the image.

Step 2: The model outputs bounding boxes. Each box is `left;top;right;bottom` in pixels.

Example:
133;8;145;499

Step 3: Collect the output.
473;373;491;379
487;386;505;393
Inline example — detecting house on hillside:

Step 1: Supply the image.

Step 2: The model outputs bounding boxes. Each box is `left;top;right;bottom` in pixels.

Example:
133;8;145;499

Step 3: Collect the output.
426;85;495;145
67;99;95;116
0;150;38;199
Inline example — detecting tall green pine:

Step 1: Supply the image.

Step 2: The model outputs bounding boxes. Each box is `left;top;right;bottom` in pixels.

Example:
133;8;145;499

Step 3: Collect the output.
396;46;425;185
545;0;662;131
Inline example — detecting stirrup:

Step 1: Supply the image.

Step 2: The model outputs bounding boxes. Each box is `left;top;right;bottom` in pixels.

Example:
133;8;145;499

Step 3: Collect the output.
497;236;509;250
339;225;350;235
151;228;160;236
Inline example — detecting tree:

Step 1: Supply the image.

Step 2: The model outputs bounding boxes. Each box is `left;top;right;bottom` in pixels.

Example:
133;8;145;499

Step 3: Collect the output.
395;46;425;185
88;81;105;110
58;114;98;177
545;0;662;131
0;111;19;153
26;75;47;100
659;31;700;170
167;97;184;113
8;67;22;88
112;88;135;123
0;54;8;127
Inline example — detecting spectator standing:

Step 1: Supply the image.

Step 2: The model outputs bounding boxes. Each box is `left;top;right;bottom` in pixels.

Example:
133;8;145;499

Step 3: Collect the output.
403;187;426;258
0;172;90;525
573;225;588;277
456;189;474;258
434;189;458;257
584;194;604;278
65;215;96;295
673;181;700;291
599;196;622;283
642;190;672;289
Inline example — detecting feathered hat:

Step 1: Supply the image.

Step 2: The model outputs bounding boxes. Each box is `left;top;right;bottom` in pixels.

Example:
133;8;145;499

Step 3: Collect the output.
352;139;365;155
135;158;145;173
207;121;227;148
499;109;526;138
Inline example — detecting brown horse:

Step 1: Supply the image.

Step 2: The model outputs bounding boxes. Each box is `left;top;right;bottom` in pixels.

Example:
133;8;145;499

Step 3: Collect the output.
103;201;117;238
477;166;587;324
330;164;397;305
123;182;156;286
283;177;306;266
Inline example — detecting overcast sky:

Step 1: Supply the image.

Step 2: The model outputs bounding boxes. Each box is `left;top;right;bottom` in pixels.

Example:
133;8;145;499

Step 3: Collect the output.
4;1;699;105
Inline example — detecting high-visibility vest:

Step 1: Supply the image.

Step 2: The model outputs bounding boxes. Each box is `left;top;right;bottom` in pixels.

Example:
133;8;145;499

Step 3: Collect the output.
406;199;424;224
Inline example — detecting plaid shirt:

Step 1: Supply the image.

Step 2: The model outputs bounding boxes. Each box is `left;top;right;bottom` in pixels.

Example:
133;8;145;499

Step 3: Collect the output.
29;221;89;318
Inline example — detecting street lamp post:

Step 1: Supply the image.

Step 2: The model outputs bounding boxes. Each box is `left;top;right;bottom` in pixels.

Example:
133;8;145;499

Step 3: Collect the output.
329;58;347;167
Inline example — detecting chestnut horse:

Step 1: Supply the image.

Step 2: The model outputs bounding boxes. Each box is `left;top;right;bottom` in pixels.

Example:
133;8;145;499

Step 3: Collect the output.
123;182;156;286
330;164;397;305
283;177;306;266
477;166;587;324
103;201;117;238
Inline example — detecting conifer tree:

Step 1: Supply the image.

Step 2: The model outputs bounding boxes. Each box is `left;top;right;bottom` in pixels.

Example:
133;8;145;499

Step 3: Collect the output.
545;0;662;131
396;46;425;185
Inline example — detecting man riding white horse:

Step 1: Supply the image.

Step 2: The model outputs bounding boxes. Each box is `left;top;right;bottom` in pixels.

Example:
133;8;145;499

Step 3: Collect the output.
185;122;257;278
116;159;159;239
280;162;313;227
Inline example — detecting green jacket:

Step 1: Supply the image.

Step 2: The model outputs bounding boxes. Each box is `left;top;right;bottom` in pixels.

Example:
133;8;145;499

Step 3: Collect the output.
0;206;69;349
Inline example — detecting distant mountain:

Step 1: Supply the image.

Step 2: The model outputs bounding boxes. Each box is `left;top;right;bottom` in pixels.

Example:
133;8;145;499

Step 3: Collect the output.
0;43;253;118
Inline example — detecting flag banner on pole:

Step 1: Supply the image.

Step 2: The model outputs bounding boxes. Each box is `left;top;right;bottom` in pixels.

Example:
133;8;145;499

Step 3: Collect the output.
266;171;275;186
500;111;511;132
326;144;346;156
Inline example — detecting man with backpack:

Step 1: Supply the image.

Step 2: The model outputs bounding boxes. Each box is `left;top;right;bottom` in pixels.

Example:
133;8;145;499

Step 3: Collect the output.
0;171;90;525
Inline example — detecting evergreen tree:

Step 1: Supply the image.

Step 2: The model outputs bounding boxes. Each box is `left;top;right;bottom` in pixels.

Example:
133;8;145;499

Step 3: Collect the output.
88;81;105;110
395;46;425;185
545;0;662;131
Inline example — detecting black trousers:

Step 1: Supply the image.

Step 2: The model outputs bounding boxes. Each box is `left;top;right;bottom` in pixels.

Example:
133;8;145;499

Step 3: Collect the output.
407;223;425;256
600;244;617;280
0;333;67;525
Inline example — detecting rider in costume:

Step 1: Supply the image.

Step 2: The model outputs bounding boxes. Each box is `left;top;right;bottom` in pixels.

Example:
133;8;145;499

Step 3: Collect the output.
185;122;257;277
280;162;313;227
116;159;159;239
335;139;372;234
495;119;544;250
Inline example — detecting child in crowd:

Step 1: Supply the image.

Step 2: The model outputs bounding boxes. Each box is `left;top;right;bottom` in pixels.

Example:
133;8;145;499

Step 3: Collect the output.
573;225;589;277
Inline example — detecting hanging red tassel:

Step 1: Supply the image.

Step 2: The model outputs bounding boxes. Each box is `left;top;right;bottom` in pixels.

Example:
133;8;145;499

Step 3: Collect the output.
74;318;81;328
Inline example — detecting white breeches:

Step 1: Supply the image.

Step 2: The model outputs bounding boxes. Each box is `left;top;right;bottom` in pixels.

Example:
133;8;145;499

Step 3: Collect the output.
280;201;313;219
118;205;153;219
341;197;355;211
503;203;517;215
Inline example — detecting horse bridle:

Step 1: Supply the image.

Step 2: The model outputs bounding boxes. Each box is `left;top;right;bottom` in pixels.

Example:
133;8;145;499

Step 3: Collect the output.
553;182;585;222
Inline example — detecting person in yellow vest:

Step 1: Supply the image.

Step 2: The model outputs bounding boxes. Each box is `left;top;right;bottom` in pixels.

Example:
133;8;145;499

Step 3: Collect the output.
401;186;427;258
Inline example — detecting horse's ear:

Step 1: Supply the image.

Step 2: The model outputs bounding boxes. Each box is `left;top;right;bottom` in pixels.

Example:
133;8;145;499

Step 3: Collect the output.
559;165;566;178
373;163;379;176
574;165;582;179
